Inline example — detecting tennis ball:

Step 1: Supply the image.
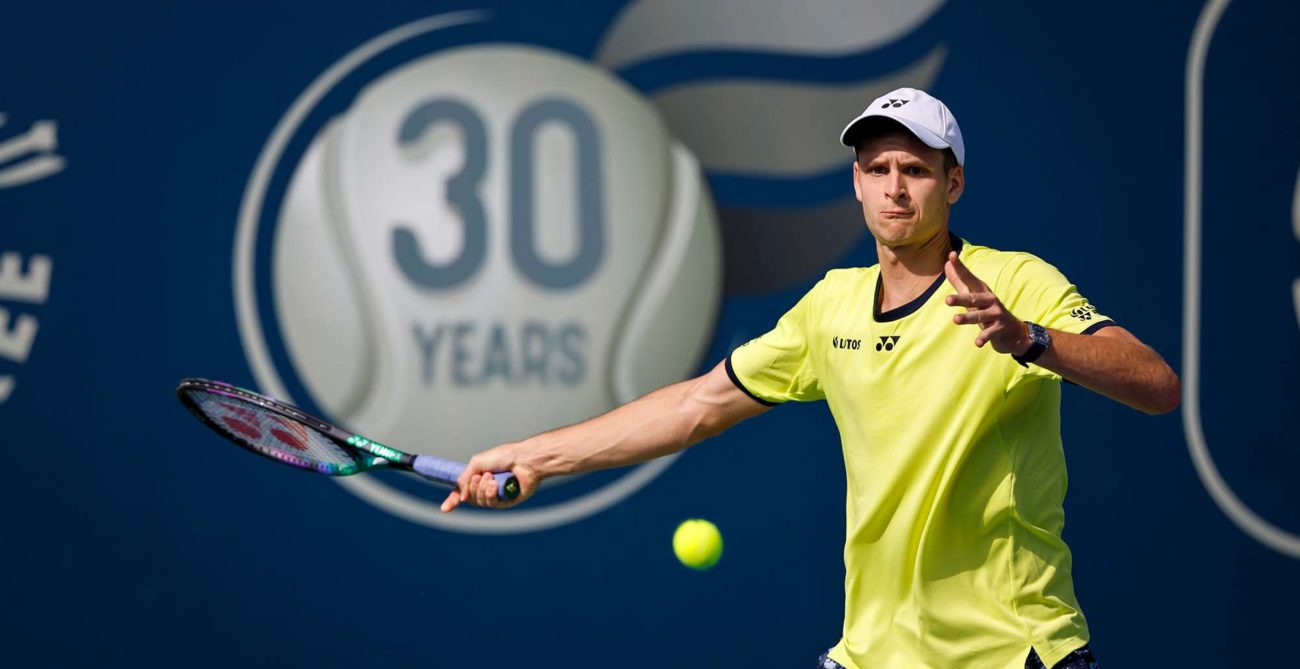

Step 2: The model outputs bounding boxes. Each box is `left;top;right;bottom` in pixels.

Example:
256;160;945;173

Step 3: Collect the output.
673;519;723;570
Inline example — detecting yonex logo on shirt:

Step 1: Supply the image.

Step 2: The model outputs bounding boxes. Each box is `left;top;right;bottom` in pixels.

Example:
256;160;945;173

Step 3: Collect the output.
1070;304;1097;321
875;335;901;352
880;98;910;108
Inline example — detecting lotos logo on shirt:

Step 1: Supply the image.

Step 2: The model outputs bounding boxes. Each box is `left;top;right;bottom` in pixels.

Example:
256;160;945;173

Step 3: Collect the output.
832;336;862;350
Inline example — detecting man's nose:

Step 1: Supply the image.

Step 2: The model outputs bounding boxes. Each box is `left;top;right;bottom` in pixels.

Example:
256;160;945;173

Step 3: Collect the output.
885;171;906;201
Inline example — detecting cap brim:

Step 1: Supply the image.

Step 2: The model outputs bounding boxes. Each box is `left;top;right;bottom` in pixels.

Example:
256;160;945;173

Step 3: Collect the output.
839;113;951;154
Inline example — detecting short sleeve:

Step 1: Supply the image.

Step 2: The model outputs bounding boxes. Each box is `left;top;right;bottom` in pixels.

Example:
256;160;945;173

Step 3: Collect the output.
995;253;1116;337
727;280;826;404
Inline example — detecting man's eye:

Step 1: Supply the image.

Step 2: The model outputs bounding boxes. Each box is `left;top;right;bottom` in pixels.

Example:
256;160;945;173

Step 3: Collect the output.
870;166;888;175
905;166;927;176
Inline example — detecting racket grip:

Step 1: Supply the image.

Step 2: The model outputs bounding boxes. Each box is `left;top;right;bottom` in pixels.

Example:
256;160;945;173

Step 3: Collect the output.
411;455;520;501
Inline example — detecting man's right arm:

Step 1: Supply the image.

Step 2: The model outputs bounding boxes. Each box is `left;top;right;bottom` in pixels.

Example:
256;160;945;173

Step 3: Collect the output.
440;359;771;511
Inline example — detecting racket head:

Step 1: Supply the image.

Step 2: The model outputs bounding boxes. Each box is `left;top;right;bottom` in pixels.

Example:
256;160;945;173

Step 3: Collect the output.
176;378;379;476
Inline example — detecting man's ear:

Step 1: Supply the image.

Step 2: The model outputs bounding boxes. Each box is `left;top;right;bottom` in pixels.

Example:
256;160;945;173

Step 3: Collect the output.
852;159;863;202
946;164;964;204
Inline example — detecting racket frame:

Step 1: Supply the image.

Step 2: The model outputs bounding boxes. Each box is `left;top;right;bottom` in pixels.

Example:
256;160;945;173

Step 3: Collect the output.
176;378;520;500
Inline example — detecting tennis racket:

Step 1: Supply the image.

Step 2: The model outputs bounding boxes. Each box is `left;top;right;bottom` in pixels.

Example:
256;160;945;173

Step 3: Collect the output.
176;378;520;501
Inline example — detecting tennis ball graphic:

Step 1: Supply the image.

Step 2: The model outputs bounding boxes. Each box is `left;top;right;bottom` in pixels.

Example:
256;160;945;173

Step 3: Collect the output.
673;518;723;570
269;45;721;528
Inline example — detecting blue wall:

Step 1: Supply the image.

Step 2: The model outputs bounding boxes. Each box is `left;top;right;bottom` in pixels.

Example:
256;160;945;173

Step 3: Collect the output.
2;1;1296;666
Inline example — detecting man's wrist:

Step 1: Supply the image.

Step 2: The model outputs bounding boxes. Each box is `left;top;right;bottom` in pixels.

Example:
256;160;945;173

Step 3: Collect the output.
1011;321;1033;357
518;433;560;479
1012;321;1051;366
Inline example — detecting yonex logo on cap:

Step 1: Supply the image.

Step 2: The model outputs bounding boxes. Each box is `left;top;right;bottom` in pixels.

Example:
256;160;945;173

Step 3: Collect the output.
841;87;965;166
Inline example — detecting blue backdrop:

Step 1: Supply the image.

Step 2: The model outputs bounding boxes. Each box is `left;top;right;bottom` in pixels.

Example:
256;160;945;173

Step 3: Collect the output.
2;1;1297;666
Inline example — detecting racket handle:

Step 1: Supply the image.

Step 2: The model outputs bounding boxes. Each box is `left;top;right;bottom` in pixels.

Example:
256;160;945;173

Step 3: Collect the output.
411;455;520;501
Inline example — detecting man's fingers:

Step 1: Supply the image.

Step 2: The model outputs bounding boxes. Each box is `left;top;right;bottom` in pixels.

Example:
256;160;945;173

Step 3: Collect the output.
952;307;999;325
946;251;988;292
460;478;475;506
464;474;480;505
975;323;1004;347
943;252;969;293
483;473;498;502
472;474;503;508
945;293;995;309
456;465;478;502
470;473;494;507
947;251;975;281
440;490;461;513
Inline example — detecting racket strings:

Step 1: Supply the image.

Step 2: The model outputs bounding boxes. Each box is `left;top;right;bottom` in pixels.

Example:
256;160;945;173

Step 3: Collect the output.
187;390;359;473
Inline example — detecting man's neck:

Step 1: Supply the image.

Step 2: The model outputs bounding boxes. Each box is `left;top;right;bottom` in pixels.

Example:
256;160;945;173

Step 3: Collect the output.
876;229;953;312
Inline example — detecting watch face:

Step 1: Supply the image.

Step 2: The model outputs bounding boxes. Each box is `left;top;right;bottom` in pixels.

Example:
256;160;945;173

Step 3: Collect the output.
1029;322;1050;346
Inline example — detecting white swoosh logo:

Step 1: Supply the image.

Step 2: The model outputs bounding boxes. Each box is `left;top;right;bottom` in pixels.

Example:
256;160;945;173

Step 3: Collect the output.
596;0;945;70
646;47;945;177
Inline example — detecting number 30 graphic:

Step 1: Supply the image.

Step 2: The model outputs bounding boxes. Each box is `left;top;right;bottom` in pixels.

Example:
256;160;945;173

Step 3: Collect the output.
392;97;604;291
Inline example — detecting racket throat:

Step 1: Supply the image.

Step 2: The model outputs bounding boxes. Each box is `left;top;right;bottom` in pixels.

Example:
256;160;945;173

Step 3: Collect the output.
346;435;413;465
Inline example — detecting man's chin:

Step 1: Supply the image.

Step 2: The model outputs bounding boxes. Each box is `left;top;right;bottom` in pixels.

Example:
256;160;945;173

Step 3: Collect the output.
871;224;946;251
873;229;916;248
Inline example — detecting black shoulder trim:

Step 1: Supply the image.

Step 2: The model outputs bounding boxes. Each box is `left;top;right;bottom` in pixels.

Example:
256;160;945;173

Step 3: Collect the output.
873;232;963;323
725;355;779;407
1081;319;1117;335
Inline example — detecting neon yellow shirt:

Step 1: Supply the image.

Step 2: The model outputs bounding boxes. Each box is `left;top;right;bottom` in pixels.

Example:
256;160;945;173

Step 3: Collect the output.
728;236;1113;669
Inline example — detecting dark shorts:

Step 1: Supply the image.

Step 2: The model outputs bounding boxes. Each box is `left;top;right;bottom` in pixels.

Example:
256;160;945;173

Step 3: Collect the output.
816;645;1098;669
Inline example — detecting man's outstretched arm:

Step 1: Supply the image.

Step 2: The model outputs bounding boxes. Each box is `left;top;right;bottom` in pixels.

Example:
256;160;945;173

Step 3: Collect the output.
944;251;1180;416
441;360;771;511
1027;325;1180;414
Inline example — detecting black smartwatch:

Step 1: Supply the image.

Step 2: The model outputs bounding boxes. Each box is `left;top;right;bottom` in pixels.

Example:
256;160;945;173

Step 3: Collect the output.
1012;321;1051;367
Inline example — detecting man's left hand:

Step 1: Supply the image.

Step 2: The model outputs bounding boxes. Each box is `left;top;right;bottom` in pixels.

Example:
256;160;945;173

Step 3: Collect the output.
943;251;1032;355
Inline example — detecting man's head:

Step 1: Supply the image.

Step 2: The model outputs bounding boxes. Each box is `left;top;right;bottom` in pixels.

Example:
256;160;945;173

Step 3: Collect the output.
839;88;965;249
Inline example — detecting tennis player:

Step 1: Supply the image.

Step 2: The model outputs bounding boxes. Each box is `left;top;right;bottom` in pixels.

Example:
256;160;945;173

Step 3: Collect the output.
442;88;1179;669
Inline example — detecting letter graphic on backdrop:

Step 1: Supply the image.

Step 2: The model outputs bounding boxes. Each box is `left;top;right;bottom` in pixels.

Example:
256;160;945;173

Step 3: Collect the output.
0;113;60;405
0;117;65;189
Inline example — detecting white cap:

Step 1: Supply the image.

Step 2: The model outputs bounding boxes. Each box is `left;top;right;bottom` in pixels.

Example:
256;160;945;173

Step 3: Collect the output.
839;87;965;165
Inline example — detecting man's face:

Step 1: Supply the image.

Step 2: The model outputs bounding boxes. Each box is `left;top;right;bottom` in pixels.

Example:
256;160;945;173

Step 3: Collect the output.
852;131;964;249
